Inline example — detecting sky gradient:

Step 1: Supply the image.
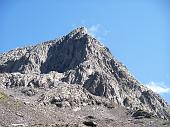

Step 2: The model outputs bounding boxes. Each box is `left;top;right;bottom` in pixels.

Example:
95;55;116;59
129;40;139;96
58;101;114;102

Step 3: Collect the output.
0;0;170;102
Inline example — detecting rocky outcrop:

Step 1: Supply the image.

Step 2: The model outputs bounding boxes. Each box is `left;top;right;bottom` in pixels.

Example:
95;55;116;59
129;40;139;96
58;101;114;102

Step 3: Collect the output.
0;27;169;120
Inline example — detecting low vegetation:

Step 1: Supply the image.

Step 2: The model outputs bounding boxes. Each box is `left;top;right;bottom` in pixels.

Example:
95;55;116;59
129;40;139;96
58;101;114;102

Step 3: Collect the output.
0;91;7;100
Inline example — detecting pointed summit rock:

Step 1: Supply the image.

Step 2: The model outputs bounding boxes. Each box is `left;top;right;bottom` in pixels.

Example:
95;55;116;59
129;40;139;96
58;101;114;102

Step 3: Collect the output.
0;27;169;124
66;26;88;38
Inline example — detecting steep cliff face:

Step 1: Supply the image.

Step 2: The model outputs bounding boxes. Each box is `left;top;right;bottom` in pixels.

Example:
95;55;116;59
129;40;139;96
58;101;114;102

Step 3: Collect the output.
0;27;169;120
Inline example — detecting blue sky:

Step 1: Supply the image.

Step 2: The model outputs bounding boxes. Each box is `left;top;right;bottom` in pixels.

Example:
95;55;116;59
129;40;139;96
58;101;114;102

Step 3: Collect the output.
0;0;170;103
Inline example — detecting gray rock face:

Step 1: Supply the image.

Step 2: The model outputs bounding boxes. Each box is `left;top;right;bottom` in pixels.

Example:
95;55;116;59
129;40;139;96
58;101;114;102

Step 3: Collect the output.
0;27;169;122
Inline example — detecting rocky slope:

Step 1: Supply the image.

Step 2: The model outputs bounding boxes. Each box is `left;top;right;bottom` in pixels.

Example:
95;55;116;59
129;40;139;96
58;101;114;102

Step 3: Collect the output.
0;27;169;126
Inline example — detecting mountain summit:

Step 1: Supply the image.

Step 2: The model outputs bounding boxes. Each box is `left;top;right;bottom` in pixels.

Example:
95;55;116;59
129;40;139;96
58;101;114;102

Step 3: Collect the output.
0;27;169;126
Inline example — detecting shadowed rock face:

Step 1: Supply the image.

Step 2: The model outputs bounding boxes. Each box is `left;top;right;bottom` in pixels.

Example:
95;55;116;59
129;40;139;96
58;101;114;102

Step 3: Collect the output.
0;27;169;121
41;31;89;73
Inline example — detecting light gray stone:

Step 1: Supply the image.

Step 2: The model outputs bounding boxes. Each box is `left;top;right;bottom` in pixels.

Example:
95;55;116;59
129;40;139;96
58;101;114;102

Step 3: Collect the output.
0;26;169;124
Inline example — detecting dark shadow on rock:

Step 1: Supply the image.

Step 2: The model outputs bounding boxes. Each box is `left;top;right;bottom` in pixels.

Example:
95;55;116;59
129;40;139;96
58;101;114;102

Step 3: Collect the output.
83;72;106;97
132;109;152;119
0;56;29;73
83;121;97;127
40;35;89;73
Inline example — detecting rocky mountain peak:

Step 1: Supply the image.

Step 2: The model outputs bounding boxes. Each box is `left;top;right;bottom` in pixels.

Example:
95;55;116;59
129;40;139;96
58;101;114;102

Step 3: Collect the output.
0;27;107;74
66;26;88;38
0;27;169;122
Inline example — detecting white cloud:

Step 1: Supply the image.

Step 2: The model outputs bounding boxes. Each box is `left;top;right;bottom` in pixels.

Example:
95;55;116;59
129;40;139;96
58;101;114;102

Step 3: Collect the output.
86;24;110;43
146;81;170;94
87;24;100;37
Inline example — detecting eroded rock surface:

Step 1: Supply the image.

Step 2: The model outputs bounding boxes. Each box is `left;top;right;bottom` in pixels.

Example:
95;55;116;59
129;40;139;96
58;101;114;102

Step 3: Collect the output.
0;27;169;126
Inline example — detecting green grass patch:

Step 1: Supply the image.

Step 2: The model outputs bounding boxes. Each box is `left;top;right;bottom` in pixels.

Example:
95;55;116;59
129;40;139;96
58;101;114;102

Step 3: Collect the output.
0;91;7;100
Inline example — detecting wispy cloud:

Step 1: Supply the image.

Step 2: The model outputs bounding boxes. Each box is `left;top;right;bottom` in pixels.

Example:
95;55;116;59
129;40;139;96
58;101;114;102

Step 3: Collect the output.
71;23;110;42
146;81;170;94
87;24;100;37
87;24;110;42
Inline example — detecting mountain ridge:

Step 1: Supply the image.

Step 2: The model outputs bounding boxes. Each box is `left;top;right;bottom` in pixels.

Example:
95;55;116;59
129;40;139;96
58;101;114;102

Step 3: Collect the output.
0;27;169;126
